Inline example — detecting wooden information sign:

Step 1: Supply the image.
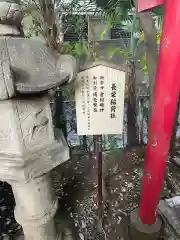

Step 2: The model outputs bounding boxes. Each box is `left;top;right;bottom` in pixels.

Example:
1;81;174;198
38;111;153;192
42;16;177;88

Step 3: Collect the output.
75;63;126;135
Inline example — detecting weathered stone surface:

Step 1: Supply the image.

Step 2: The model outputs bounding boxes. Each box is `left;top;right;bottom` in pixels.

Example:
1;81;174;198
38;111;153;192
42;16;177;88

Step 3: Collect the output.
0;0;77;100
11;174;58;240
0;96;54;154
0;0;23;26
158;199;180;239
0;37;15;99
129;208;162;240
0;24;20;35
172;156;180;167
0;37;77;100
0;96;69;182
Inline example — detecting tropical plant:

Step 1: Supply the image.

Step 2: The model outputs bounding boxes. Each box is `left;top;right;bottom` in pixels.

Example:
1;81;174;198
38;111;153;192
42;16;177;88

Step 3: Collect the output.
95;0;133;10
99;4;140;146
22;0;69;138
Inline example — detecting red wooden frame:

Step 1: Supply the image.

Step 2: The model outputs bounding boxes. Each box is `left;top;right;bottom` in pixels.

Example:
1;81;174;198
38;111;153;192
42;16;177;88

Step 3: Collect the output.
138;0;180;224
138;0;164;12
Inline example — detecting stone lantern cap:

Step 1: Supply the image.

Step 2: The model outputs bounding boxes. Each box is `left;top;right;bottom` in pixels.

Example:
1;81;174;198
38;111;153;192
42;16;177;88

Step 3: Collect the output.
0;38;77;100
0;0;77;100
0;0;23;26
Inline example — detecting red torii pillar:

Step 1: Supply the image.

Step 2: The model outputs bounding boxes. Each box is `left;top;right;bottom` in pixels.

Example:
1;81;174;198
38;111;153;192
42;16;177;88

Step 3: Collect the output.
138;0;180;225
130;0;180;239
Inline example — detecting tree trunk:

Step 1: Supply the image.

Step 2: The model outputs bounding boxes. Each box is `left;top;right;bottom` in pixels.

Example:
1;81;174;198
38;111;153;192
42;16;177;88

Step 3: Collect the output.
127;60;139;147
139;11;158;108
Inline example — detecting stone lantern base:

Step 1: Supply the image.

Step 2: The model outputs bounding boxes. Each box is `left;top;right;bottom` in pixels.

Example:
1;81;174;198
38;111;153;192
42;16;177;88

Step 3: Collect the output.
0;96;72;240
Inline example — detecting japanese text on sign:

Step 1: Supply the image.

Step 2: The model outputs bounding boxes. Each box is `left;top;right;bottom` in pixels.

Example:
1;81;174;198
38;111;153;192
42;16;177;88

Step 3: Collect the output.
110;83;117;119
75;65;126;135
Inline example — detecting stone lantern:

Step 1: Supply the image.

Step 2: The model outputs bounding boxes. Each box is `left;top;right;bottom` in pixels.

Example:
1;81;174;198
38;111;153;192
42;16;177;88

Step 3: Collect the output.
0;1;77;239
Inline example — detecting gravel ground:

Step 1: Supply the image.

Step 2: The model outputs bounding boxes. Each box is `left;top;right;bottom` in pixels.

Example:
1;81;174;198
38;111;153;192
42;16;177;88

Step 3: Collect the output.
0;182;21;240
0;146;179;239
51;146;154;239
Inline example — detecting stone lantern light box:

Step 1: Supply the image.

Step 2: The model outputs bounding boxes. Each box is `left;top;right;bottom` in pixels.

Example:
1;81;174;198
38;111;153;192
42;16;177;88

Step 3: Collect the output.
75;61;126;136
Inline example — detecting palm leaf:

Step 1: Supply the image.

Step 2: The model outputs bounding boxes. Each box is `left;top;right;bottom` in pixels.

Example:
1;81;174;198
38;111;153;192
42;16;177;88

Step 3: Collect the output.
94;0;133;10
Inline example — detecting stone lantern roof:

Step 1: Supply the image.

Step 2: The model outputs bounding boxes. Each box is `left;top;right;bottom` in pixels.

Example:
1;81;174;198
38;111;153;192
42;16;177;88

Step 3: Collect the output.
0;0;77;100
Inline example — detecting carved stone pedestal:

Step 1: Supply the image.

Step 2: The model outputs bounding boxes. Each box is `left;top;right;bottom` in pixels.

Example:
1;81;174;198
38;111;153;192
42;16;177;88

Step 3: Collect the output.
0;96;70;240
12;174;59;240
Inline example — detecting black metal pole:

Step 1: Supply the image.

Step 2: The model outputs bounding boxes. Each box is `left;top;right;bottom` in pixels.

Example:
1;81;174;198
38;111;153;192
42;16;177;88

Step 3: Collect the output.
94;135;103;234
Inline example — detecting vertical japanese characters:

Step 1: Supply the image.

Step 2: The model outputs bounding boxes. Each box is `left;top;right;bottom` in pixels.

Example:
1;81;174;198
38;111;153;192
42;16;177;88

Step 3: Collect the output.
92;76;98;112
75;66;126;135
80;75;91;130
80;76;85;114
110;83;117;119
80;75;118;121
86;76;91;131
99;76;105;112
92;75;105;113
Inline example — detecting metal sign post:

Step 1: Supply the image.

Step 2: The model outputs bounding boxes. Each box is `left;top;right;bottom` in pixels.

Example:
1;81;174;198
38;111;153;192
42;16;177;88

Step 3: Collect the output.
94;135;103;236
75;62;126;237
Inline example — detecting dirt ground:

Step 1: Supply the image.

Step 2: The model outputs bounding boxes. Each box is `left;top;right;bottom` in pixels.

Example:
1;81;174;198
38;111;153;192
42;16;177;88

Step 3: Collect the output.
51;145;178;240
0;145;179;239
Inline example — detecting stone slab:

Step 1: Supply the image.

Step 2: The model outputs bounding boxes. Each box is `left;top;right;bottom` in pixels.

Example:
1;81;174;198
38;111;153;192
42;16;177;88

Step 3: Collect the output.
129;208;162;240
0;141;69;182
172;156;180;167
158;199;180;239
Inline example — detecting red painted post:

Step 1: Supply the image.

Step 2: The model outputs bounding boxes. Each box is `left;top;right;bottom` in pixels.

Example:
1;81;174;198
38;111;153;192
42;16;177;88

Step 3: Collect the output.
139;0;180;225
138;0;164;12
